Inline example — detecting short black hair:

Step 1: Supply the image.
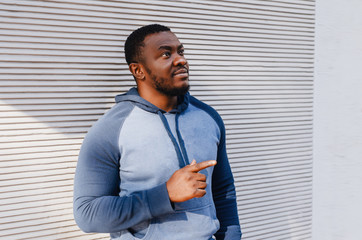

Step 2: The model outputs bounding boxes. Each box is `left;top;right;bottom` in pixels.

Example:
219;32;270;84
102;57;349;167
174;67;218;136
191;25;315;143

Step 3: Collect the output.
124;24;171;65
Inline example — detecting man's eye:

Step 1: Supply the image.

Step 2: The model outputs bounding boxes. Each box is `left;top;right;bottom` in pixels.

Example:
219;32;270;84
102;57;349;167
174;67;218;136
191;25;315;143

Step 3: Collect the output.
178;49;184;56
162;52;171;57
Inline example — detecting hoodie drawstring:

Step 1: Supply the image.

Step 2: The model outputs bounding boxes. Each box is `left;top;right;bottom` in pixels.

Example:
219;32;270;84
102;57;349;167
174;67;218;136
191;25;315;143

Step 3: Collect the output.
157;111;189;168
175;114;190;165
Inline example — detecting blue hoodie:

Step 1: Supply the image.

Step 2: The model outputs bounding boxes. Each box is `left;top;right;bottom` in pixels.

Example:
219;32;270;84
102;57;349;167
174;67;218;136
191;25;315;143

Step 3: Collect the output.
73;88;241;240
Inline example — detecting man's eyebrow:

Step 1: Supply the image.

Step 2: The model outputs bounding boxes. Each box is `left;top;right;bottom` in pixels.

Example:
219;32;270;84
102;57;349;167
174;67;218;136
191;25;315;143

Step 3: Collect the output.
177;44;184;50
158;44;184;51
158;45;172;51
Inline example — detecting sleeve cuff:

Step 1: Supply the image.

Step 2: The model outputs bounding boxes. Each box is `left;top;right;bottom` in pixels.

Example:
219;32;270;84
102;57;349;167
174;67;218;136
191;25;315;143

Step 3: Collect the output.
146;182;174;217
215;225;242;240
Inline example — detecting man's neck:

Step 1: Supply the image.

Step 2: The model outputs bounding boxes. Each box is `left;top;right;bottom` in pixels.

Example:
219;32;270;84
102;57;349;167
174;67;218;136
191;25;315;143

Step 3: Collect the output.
137;87;177;112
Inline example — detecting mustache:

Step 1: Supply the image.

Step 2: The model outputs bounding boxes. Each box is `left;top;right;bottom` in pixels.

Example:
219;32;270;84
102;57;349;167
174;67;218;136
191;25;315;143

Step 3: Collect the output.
172;66;189;75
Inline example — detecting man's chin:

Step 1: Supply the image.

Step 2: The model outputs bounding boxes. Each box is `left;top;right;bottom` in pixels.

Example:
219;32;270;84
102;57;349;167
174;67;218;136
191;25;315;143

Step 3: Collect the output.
157;85;190;97
173;85;190;96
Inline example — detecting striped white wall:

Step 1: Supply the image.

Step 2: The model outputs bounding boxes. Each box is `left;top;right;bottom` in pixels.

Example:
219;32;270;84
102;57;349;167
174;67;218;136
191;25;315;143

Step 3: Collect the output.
0;0;314;239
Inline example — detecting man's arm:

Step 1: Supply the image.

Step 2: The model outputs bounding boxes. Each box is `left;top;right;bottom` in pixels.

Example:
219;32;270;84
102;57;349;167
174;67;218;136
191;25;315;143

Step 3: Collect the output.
188;95;242;239
73;117;174;233
212;122;242;240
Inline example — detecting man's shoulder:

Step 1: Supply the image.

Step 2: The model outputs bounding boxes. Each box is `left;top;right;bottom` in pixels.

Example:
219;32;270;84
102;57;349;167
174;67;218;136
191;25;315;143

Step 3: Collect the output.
188;95;223;126
100;101;134;121
89;101;135;135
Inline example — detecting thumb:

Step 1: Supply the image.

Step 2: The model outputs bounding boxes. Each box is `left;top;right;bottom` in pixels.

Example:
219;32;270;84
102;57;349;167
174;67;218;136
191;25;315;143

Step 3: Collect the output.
190;159;197;166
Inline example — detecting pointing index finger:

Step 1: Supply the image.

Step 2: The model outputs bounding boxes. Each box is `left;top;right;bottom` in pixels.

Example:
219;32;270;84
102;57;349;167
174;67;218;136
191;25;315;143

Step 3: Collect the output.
190;160;217;172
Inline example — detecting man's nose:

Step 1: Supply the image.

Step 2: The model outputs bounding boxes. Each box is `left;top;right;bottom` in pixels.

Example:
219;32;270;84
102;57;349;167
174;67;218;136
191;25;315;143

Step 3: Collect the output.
173;54;187;66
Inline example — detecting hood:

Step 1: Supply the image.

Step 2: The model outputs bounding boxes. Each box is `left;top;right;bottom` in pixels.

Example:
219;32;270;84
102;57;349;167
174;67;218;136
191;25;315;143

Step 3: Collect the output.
115;87;190;114
115;87;191;168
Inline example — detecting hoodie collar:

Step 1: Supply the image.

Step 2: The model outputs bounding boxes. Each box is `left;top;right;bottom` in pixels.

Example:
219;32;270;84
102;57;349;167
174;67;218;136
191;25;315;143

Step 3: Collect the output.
115;87;189;114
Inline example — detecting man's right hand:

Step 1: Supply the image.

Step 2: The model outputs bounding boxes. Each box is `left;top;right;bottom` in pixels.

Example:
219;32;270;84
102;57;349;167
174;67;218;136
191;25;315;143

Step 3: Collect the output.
166;160;217;203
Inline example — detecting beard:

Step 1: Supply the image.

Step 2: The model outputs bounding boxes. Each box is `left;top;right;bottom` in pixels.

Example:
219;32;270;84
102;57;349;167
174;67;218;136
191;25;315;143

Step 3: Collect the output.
153;76;190;97
144;65;190;97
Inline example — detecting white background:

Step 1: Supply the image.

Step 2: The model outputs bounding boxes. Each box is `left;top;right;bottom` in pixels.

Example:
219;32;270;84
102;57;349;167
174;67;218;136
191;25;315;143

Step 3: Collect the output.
313;0;362;239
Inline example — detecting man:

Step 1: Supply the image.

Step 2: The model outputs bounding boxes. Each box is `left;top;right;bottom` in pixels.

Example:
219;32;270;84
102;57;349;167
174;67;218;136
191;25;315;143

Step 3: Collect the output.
73;24;241;240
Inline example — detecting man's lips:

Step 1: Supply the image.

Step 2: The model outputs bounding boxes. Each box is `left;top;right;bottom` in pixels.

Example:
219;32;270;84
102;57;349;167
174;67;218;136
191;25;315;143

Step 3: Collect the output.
173;68;189;77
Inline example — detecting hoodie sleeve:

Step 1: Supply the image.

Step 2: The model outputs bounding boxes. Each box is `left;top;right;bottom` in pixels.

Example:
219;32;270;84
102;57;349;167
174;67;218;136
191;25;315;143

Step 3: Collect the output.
212;116;242;240
73;104;174;233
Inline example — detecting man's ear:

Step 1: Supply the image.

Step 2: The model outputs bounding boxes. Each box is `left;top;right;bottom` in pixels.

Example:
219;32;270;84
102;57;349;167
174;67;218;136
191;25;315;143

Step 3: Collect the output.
129;63;145;81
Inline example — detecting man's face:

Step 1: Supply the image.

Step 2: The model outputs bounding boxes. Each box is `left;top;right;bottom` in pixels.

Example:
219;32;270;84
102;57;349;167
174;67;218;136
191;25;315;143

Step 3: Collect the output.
140;31;189;96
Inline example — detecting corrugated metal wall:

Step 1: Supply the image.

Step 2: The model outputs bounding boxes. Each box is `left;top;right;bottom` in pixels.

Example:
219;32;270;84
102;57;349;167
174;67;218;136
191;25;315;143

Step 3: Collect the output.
0;0;314;239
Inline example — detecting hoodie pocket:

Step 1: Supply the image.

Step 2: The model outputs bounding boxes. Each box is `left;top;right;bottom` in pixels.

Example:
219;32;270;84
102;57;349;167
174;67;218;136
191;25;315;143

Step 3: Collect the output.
127;219;156;240
150;203;219;240
173;194;211;212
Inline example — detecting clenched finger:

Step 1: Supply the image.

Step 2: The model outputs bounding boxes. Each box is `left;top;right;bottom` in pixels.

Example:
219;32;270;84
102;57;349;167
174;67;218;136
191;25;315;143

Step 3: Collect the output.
196;181;207;190
195;173;206;181
194;189;207;198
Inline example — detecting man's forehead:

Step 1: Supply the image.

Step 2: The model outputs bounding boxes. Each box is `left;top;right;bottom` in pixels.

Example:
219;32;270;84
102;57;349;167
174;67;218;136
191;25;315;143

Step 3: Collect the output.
143;31;182;49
